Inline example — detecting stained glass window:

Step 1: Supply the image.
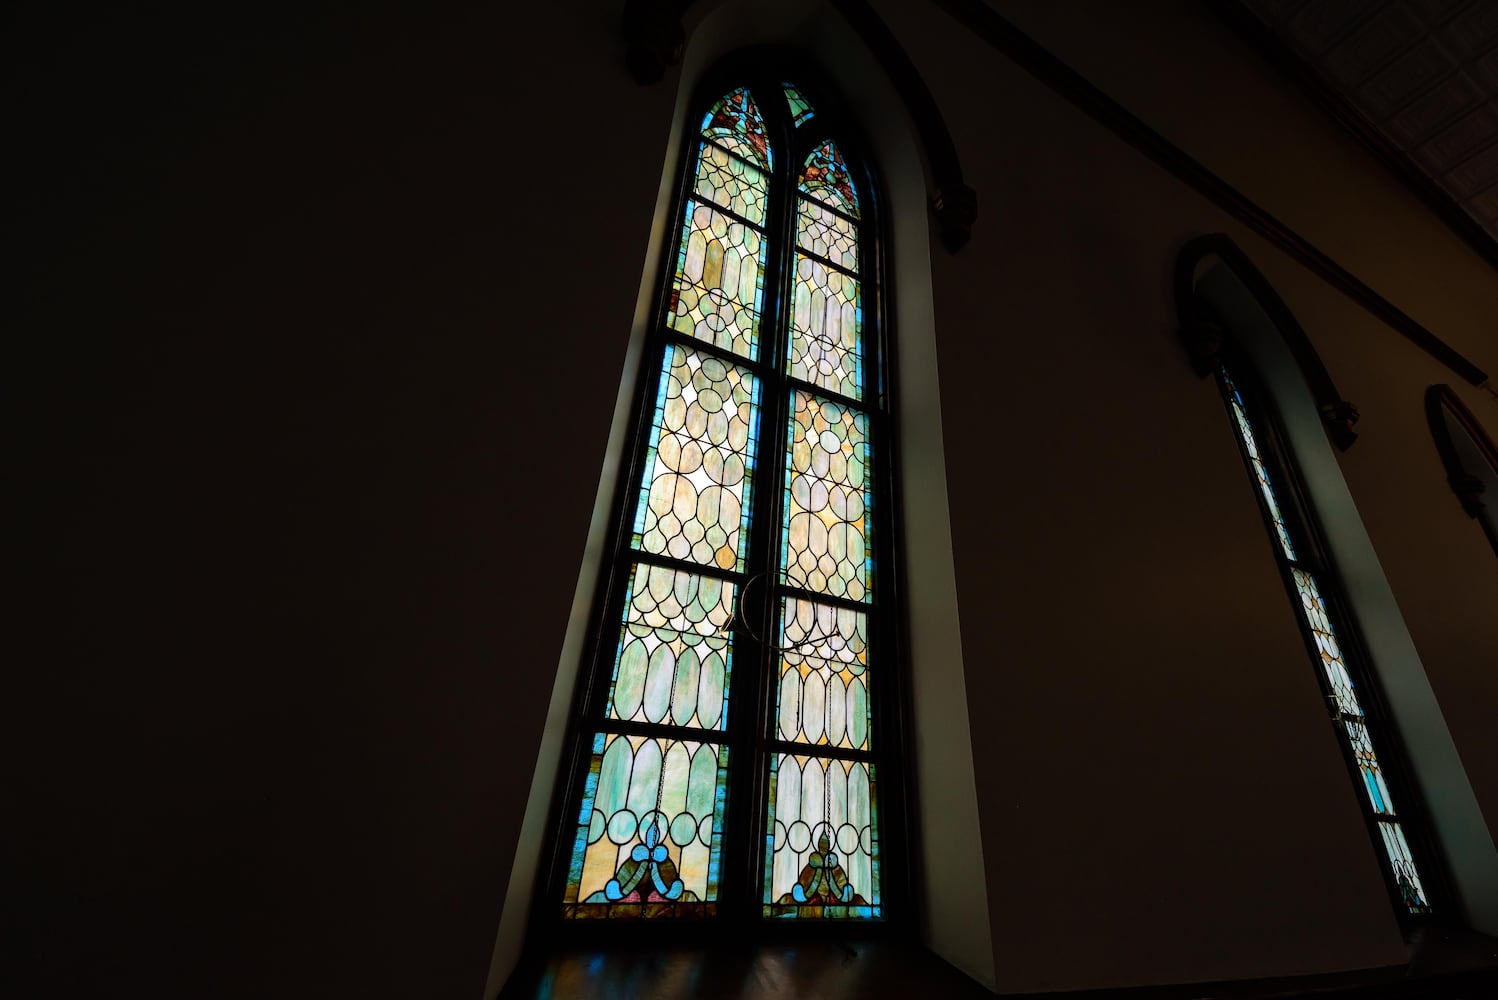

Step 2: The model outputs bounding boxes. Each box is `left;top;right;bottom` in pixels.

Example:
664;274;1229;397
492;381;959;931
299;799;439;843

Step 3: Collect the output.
1218;368;1430;915
555;74;891;925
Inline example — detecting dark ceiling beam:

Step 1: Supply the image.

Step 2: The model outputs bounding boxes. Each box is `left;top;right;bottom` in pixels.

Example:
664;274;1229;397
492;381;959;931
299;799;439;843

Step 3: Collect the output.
931;0;1488;388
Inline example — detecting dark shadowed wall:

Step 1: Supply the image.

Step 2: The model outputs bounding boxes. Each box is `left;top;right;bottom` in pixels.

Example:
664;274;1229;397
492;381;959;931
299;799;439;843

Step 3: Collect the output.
16;0;1498;997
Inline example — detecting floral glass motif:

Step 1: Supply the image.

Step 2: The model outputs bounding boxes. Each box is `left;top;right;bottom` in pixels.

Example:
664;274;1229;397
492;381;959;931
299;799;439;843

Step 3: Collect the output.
776;598;871;750
701;87;771;169
783;83;815;127
1222;365;1429;914
605;563;736;731
564;733;730;918
783;392;872;602
764;754;879;918
798;141;860;219
633;345;762;571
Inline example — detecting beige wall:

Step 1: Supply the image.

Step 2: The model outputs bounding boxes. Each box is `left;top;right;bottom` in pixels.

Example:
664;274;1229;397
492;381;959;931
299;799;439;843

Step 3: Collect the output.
19;0;1497;996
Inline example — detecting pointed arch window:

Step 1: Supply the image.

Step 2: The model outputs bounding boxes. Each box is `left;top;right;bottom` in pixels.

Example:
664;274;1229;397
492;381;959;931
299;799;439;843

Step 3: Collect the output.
1216;365;1431;915
1177;237;1446;921
547;71;895;924
1426;384;1498;558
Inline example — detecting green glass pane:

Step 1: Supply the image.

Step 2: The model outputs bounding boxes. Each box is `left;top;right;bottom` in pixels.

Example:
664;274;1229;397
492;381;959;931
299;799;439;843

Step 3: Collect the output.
796;197;858;271
695;141;768;225
783;392;872;602
563;733;729;919
763;754;880;919
783;83;815;127
798;140;859;218
788;251;862;400
633;344;762;570
700;87;771;169
667;201;765;360
775;597;870;751
606;563;734;731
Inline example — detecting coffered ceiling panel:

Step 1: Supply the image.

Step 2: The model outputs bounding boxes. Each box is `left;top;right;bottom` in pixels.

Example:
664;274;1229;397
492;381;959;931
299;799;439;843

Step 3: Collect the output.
1241;0;1498;230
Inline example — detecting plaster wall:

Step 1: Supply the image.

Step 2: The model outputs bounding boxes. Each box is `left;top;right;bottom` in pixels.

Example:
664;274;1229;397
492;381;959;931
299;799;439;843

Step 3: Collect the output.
17;0;1498;996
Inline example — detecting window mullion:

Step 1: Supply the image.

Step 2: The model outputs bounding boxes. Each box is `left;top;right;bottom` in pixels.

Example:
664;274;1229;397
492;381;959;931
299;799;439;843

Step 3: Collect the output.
719;78;798;924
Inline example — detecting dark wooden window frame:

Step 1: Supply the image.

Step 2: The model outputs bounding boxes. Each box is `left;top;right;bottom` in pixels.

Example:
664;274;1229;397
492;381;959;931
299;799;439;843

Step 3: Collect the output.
1176;239;1453;931
526;49;914;949
1425;384;1498;559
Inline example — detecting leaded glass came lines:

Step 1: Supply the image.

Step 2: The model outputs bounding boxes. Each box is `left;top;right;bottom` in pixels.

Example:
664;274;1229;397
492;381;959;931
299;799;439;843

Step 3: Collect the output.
633;345;762;570
564;733;729;918
695;141;768;225
783;393;872;602
606;563;735;730
775;598;870;750
789;254;863;399
764;754;879;919
1344;718;1394;815
1219;363;1430;916
668;202;766;360
560;79;891;926
1379;822;1430;913
797;199;858;272
1290;568;1362;716
1223;372;1298;561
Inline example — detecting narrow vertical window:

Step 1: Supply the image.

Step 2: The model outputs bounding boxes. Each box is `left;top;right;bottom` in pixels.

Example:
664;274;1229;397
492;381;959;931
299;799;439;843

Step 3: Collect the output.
553;70;893;924
1218;367;1432;915
765;135;880;919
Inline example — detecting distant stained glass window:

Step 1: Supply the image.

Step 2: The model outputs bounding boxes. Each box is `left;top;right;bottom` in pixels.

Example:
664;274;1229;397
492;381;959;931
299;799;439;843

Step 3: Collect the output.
1219;368;1430;914
557;75;890;924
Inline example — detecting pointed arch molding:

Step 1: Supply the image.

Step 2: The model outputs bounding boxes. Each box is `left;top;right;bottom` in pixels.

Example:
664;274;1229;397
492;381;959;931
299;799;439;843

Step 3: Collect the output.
1176;233;1360;451
620;0;977;252
1426;384;1498;556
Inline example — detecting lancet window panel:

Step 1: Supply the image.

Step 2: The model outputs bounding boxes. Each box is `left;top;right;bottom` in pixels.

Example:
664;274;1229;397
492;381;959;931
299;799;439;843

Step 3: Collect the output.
563;733;730;918
667;202;767;361
763;753;881;919
782;392;873;603
631;345;763;572
774;597;871;751
1216;364;1432;916
604;563;736;731
551;69;895;928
